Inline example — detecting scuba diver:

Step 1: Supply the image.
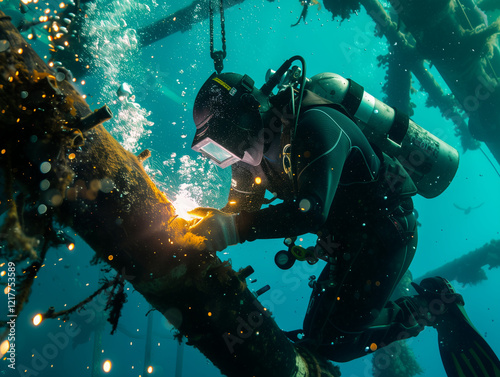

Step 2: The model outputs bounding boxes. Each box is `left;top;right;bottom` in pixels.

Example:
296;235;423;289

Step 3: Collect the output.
453;202;484;214
186;60;500;375
291;0;321;27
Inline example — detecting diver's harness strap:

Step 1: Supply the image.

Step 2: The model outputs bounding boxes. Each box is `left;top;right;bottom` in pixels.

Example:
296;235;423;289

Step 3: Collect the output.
343;79;364;116
389;108;410;146
209;0;226;74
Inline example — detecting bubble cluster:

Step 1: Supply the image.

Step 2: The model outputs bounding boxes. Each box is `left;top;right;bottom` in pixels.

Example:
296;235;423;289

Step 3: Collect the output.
80;0;155;152
145;154;230;211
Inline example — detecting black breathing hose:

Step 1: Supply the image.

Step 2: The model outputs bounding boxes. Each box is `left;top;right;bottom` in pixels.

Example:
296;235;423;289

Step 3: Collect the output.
260;55;305;97
259;55;307;191
259;55;307;141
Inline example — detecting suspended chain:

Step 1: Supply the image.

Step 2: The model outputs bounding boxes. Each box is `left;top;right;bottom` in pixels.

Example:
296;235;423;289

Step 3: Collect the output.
209;0;226;74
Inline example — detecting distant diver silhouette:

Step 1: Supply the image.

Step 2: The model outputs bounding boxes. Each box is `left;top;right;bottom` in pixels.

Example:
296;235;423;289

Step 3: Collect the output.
453;202;484;214
291;0;321;27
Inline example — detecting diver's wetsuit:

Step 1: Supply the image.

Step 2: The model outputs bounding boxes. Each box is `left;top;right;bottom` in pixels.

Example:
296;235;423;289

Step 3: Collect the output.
223;91;423;362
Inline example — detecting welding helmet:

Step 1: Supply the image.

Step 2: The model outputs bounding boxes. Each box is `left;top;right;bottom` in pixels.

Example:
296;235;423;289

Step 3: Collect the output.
192;73;264;168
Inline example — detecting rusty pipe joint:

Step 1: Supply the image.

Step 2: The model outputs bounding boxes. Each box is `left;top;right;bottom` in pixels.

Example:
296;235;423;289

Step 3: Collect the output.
76;105;113;133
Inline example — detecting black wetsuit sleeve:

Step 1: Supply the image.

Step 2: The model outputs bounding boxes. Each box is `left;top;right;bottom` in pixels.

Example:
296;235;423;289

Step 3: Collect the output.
220;163;266;214
236;107;353;242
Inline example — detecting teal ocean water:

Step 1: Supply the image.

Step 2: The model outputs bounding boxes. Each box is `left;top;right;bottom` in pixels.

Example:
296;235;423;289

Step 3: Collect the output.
1;0;500;376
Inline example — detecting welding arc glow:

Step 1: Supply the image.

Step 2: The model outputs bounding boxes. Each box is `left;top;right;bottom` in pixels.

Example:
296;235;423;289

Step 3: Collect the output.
172;193;200;220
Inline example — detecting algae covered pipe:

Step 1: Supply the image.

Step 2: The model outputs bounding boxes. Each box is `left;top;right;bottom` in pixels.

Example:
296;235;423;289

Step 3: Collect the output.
417;239;500;286
358;0;473;150
386;0;500;163
0;12;338;377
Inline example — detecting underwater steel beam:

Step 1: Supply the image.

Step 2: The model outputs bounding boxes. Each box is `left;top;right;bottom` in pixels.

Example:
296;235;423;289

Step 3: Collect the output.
417;239;500;285
137;0;246;48
0;12;338;377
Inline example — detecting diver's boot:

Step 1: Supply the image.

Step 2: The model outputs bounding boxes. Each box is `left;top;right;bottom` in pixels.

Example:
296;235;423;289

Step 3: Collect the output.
412;276;500;377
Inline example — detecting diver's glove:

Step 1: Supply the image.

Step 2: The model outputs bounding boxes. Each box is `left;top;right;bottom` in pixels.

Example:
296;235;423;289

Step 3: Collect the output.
187;207;239;252
169;216;195;233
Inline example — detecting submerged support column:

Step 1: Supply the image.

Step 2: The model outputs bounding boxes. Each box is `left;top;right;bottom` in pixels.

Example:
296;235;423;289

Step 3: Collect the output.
0;12;338;377
387;0;500;163
360;0;475;151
